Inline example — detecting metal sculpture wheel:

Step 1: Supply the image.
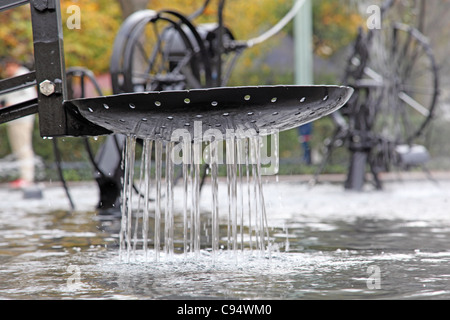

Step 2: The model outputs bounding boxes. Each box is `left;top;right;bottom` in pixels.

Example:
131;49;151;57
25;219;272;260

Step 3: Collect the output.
108;2;240;201
110;4;240;94
111;10;211;93
110;0;306;94
314;0;439;189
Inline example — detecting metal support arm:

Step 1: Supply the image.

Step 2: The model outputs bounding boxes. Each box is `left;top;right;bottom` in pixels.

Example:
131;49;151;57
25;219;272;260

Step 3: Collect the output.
29;0;67;136
1;0;110;137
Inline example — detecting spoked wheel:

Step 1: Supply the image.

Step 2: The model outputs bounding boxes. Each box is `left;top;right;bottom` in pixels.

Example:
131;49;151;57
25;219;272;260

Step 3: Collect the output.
109;9;215;195
67;66;104;99
366;22;439;145
314;0;439;189
110;10;212;94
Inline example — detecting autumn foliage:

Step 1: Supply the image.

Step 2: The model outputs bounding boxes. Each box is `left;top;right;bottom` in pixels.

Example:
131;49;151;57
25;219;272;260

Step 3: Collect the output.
0;0;362;75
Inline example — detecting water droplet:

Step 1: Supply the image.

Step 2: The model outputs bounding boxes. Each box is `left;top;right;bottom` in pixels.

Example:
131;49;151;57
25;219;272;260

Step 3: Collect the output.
184;123;190;127
300;97;306;103
119;119;125;123
223;113;230;117
129;103;136;109
103;104;109;109
211;101;218;106
272;112;279;115
155;101;161;107
244;95;251;101
184;98;191;104
323;95;328;101
88;107;94;113
271;97;277;103
167;116;173;120
142;118;148;122
247;112;254;116
196;115;203;119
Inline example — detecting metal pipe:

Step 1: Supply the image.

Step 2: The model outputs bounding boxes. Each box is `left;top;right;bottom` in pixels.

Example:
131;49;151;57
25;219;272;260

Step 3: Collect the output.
0;71;36;95
294;0;312;85
0;99;38;124
216;0;226;87
0;0;29;12
247;0;306;48
188;0;211;20
418;0;426;34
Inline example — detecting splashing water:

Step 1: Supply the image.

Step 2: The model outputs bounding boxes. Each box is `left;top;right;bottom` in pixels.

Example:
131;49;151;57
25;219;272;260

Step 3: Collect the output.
118;132;277;263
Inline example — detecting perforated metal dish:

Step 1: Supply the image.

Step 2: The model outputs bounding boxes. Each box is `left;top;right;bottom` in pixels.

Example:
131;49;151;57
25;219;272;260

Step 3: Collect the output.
64;85;353;141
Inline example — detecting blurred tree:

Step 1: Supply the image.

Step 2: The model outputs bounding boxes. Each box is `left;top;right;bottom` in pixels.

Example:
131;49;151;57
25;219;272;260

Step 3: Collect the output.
60;0;122;73
0;5;34;68
0;2;122;74
312;0;363;58
0;0;362;74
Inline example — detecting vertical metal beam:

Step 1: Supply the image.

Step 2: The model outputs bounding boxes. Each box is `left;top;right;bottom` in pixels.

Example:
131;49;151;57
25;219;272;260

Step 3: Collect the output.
294;0;314;168
29;0;67;137
294;0;313;85
418;0;426;34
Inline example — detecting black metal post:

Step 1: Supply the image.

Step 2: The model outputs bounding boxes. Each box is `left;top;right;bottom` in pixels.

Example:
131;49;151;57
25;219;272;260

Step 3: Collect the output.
216;0;226;87
29;0;68;137
418;0;426;34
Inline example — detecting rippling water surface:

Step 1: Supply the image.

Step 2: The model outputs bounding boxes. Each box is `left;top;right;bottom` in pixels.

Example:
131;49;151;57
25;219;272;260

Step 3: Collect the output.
1;177;450;299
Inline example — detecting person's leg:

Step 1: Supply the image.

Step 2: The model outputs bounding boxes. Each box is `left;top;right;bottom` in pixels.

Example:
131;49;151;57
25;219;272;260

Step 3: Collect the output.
6;116;35;185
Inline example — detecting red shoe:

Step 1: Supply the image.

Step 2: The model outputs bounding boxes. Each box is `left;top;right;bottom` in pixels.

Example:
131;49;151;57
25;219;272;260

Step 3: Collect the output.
9;179;32;189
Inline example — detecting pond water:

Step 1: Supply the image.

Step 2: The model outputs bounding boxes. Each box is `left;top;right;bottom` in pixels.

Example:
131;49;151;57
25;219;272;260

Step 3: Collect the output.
1;175;450;300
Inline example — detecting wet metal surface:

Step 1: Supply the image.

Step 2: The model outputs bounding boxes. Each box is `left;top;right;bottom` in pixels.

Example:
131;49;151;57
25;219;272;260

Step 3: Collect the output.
65;86;353;140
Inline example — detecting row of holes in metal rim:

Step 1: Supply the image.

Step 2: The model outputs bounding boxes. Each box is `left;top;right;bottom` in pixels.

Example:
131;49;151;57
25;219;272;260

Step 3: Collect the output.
88;96;329;127
88;94;329;113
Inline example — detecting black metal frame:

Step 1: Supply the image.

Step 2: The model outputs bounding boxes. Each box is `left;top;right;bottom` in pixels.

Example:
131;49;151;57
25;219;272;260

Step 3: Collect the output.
0;0;109;137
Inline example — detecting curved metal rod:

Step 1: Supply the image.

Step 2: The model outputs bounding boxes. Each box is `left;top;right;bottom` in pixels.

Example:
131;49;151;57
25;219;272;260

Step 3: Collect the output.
52;139;75;210
188;0;212;20
54;67;107;211
245;0;306;47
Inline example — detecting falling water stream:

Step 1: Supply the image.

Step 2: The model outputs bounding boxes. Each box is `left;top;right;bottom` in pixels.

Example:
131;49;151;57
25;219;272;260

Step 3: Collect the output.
118;132;276;264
